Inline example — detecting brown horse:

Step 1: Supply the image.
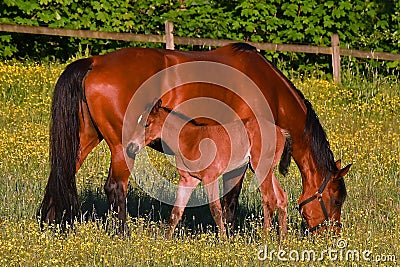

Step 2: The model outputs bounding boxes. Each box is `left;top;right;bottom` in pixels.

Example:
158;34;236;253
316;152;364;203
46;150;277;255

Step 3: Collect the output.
125;99;289;238
39;43;351;234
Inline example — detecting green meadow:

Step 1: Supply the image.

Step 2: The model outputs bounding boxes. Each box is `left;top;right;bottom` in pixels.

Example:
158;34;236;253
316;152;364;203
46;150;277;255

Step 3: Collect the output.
0;61;398;266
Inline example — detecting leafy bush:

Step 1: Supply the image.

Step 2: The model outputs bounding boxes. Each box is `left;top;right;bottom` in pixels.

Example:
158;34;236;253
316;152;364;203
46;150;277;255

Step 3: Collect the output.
0;0;399;75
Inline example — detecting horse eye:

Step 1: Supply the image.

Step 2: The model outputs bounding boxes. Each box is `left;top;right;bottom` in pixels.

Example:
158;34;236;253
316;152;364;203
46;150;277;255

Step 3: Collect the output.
144;123;150;128
333;199;341;207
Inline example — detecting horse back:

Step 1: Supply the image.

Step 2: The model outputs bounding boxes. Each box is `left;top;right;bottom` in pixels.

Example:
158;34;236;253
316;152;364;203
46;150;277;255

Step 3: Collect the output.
82;44;305;147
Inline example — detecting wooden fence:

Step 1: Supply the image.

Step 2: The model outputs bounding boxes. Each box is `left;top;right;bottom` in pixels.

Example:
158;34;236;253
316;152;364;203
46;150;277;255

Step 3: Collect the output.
1;22;400;83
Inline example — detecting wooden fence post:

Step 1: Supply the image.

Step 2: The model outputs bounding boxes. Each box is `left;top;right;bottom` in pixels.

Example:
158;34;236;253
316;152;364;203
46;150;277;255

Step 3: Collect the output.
165;21;174;50
331;34;341;84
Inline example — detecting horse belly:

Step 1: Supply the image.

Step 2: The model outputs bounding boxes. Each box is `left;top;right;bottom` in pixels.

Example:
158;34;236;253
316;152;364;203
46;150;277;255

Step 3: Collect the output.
223;148;250;174
217;124;251;174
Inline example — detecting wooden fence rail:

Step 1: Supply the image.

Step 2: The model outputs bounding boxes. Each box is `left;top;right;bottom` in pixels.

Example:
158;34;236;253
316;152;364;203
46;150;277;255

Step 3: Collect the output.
1;22;399;83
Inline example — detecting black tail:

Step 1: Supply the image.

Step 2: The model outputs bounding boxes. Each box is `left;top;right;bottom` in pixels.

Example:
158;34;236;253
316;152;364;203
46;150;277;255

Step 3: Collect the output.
39;58;93;227
279;130;293;176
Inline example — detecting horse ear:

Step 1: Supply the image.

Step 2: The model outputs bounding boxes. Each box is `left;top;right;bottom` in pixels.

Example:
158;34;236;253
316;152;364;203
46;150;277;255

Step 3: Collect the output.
335;163;352;180
335;159;341;169
148;98;161;112
156;98;162;109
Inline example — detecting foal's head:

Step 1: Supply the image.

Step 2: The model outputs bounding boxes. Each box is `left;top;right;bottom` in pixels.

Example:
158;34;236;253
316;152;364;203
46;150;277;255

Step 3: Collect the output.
126;99;167;158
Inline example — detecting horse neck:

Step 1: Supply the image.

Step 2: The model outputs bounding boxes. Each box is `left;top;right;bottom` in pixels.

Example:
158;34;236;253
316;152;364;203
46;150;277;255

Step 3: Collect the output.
268;73;334;193
291;141;323;193
288;109;336;194
157;110;199;152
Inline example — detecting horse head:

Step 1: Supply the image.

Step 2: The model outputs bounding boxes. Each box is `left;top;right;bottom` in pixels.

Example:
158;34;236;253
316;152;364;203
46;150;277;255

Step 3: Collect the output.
298;160;352;235
126;98;164;159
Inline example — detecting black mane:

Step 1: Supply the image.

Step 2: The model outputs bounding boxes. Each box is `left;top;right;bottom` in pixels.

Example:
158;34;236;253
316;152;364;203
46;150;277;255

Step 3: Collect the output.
231;42;257;52
258;53;344;193
161;106;205;126
249;48;339;177
303;99;338;175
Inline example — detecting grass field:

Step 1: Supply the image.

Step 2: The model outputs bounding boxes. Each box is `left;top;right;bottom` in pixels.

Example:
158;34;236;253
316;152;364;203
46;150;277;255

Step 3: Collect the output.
0;60;398;266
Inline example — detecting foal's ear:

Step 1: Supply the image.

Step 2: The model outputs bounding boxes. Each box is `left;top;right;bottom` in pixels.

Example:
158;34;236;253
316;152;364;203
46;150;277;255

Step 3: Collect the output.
149;98;162;112
155;98;162;109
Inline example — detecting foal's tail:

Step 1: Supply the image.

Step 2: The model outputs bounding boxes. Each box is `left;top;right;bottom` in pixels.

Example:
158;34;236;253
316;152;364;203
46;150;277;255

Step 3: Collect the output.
278;130;293;176
39;58;93;227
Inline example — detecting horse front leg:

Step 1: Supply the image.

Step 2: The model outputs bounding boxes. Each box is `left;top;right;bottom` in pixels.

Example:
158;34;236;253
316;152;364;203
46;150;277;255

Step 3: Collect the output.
167;171;200;239
272;173;288;237
258;172;278;234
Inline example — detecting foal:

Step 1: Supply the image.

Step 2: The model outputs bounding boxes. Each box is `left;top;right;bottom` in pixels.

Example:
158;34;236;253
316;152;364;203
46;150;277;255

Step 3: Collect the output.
126;99;290;238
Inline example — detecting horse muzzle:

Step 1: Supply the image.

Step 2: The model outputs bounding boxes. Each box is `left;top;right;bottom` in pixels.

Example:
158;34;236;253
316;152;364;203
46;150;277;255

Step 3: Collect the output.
126;143;140;159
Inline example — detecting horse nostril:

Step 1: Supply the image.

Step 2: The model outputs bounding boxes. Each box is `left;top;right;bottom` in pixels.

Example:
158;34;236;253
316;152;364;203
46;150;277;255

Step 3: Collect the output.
126;143;139;159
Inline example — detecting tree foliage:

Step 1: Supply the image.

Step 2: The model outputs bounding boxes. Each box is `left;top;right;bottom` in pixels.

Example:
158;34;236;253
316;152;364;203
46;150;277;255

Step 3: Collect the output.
0;0;399;74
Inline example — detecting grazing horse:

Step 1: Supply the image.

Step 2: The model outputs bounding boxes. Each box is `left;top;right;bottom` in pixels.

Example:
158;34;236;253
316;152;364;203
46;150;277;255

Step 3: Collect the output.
39;43;351;234
125;99;289;238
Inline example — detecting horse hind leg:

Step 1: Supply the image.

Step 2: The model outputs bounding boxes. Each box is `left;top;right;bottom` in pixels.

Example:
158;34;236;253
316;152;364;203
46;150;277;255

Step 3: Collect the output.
69;104;102;225
76;102;103;170
204;178;226;239
222;165;247;230
103;145;131;235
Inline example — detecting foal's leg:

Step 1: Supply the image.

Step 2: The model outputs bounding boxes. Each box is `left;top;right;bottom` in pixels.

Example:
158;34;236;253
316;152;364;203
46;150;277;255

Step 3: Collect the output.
167;171;200;239
104;145;131;234
204;178;226;239
272;173;288;237
222;165;247;227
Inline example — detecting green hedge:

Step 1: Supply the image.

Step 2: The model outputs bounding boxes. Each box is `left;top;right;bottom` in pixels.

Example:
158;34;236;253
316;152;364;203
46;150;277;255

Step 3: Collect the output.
0;0;399;76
